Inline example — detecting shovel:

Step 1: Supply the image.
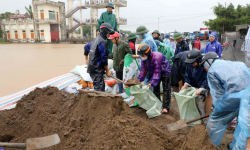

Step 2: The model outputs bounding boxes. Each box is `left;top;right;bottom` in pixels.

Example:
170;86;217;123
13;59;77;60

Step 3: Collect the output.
110;75;125;84
110;75;138;86
167;115;209;131
0;134;60;150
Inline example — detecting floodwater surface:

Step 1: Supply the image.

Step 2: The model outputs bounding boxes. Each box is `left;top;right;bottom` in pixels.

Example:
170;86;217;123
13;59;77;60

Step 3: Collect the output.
0;44;86;97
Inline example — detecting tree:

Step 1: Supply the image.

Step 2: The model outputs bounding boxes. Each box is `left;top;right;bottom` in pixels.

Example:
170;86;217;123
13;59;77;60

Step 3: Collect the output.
0;25;3;38
82;25;91;36
25;5;33;19
120;29;132;34
0;12;15;20
204;3;250;33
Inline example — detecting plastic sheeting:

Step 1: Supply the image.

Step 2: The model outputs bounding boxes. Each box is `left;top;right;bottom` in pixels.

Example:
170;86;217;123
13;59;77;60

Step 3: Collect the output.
174;87;201;126
230;85;250;149
207;110;239;146
130;85;162;118
207;60;250;112
206;59;250;147
163;38;171;46
141;32;158;52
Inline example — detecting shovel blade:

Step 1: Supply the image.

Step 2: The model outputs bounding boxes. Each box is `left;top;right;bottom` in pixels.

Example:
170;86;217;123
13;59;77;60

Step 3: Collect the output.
26;134;60;150
167;120;188;131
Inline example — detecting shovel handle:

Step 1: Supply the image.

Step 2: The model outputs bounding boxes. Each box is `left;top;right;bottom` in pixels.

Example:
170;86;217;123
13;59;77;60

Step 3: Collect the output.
0;143;26;148
186;114;209;124
110;75;124;84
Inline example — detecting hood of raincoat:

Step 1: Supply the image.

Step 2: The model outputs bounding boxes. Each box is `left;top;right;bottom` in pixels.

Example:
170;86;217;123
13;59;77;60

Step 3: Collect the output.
154;40;160;47
210;32;217;42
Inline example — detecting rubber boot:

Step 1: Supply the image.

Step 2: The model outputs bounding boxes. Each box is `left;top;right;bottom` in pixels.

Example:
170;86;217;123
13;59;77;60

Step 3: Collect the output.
118;83;123;94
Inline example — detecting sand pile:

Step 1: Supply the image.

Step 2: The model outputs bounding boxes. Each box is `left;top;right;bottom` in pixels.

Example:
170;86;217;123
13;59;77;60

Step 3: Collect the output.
0;87;218;150
125;78;141;86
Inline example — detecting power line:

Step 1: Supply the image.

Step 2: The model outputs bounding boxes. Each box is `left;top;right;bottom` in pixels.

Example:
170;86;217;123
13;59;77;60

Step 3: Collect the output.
122;14;214;27
127;13;214;20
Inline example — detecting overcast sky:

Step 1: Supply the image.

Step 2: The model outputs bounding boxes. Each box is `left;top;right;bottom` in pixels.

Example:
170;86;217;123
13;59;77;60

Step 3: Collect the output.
0;0;249;33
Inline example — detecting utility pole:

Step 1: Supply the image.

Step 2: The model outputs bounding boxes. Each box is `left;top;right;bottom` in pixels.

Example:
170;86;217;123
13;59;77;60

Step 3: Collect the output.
158;16;163;31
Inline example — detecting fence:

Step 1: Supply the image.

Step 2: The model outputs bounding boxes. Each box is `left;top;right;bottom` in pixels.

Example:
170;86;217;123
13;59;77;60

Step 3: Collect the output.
222;39;250;68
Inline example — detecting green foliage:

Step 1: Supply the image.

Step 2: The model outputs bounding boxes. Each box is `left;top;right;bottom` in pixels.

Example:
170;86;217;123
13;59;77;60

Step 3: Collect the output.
204;3;250;33
120;29;132;34
0;25;3;38
25;5;33;19
82;25;91;36
0;12;15;20
0;39;11;44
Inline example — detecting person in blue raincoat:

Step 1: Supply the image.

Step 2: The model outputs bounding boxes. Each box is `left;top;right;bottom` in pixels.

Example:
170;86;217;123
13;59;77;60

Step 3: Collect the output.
200;52;250;149
84;41;92;65
204;32;222;59
181;49;213;115
87;23;114;91
170;36;176;52
163;34;171;46
135;26;158;91
135;26;158;52
173;32;190;55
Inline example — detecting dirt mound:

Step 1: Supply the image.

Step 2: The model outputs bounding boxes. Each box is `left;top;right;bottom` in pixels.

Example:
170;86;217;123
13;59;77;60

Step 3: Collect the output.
125;78;141;86
0;87;218;150
180;124;219;150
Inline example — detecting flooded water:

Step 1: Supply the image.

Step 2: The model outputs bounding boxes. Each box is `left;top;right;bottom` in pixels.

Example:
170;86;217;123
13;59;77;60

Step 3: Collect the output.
0;41;208;97
0;44;86;97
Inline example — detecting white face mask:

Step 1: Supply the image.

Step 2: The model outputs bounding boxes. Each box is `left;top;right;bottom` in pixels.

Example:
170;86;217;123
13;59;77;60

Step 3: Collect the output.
141;56;148;61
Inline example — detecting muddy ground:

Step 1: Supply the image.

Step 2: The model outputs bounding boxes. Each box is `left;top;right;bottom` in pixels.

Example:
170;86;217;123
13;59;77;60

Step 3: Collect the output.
0;87;233;149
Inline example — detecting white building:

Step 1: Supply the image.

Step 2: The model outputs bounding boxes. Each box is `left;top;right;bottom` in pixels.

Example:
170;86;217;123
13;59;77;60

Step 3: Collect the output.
1;17;35;42
32;0;66;42
1;0;66;43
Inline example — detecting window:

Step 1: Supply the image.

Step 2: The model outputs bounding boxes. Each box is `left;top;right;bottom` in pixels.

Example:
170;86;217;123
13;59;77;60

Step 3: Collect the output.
49;11;56;20
41;30;44;40
22;30;26;39
15;31;18;39
56;12;59;21
40;10;44;19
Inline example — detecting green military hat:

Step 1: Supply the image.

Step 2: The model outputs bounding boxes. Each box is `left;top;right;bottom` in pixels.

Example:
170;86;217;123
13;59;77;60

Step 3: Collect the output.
152;30;160;36
173;32;183;40
128;33;137;40
106;3;114;9
135;26;149;35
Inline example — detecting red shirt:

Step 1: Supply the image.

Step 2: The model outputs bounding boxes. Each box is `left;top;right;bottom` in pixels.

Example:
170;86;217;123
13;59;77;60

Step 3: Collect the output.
194;40;201;50
129;42;136;54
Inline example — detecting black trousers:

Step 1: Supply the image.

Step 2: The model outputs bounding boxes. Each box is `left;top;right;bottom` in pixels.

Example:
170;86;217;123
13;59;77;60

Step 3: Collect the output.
116;71;123;80
90;71;105;92
154;75;171;110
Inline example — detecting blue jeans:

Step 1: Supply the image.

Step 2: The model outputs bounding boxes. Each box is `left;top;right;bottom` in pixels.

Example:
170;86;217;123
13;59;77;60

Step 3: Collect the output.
144;72;154;92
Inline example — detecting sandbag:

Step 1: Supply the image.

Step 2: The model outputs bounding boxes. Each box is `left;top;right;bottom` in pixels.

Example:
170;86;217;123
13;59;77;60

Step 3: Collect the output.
174;87;201;126
70;65;92;82
123;54;141;107
130;85;162;118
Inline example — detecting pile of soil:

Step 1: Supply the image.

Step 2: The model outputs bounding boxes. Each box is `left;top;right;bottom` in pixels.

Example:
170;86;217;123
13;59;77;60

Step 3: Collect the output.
125;78;141;86
181;124;219;150
0;87;220;150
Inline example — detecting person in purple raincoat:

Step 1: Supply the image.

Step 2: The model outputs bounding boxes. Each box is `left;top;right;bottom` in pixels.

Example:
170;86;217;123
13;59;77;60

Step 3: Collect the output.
204;32;222;59
137;43;172;114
